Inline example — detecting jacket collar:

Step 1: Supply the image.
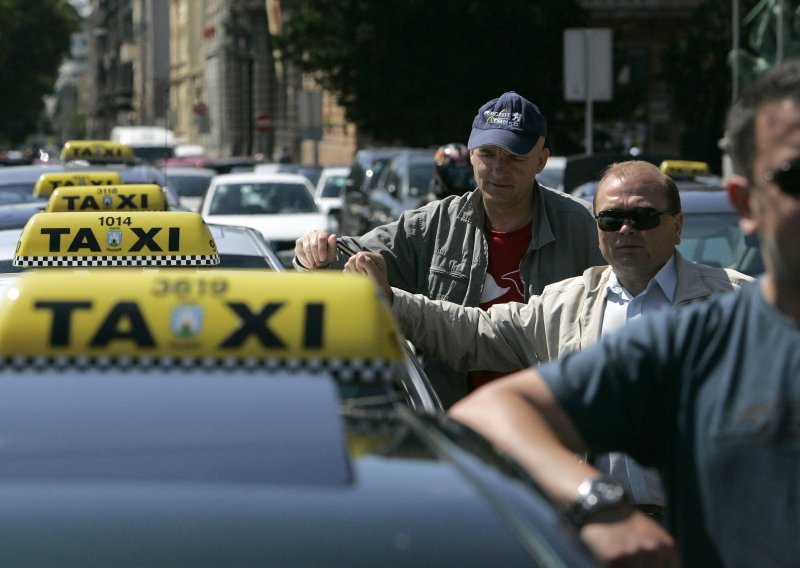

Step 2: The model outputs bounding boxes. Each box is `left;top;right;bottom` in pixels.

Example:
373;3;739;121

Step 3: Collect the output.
461;181;553;251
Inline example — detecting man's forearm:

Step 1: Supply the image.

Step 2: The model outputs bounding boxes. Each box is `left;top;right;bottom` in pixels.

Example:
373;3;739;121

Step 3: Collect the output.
392;289;535;372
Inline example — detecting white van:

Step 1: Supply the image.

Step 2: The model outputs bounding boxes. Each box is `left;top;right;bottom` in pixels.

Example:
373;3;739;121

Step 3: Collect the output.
110;126;178;162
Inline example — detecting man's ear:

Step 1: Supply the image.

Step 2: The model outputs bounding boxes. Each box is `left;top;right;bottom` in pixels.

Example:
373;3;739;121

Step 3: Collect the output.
726;174;758;236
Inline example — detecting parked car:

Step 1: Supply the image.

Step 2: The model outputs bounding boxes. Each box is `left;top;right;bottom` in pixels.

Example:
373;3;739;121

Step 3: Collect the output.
358;149;437;231
678;189;763;276
200;172;335;267
340;147;416;235
536;155;566;191
314;165;349;218
163;166;216;211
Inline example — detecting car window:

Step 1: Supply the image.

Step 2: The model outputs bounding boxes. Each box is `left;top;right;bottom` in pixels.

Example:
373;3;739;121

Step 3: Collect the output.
367;158;392;191
678;212;758;273
321;175;347;198
210;182;317;214
408;163;433;198
0;184;46;205
381;162;403;195
167;175;212;197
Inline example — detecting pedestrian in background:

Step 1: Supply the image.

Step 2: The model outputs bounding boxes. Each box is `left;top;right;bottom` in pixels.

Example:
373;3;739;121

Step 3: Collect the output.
294;91;604;406
447;59;800;566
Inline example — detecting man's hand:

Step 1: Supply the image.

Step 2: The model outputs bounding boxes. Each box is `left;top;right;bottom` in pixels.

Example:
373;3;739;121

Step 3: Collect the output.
344;252;392;300
295;229;338;269
581;508;680;567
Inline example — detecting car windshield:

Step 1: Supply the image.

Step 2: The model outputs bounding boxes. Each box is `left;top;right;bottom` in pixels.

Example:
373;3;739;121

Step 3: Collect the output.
0;184;47;205
166;174;212;197
321;176;347;198
678;211;763;276
209;182;318;214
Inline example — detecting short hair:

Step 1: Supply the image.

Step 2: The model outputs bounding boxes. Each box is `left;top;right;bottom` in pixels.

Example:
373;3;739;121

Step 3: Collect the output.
726;58;800;181
593;160;681;213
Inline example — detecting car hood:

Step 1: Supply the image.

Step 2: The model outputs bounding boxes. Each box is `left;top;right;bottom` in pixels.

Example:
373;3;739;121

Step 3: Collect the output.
0;372;597;567
205;213;329;239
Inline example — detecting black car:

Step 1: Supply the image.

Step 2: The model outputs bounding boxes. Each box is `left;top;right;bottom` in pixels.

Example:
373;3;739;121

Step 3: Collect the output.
339;147;417;235
358;148;438;232
0;269;599;566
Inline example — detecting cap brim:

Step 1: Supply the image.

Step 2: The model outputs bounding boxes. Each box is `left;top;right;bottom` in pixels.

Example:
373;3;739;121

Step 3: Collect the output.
467;128;538;156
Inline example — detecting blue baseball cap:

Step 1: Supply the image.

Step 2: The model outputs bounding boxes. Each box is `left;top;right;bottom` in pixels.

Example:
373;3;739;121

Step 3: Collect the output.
467;91;547;156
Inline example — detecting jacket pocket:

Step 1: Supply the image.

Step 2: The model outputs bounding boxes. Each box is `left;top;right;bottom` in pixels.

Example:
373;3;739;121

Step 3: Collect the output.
427;264;469;301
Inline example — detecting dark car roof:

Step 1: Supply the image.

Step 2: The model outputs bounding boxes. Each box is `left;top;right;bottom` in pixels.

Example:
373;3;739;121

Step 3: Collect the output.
0;370;597;566
563;152;676;193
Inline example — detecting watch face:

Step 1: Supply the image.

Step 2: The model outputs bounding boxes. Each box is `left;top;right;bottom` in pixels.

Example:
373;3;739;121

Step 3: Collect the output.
567;476;629;528
595;480;625;503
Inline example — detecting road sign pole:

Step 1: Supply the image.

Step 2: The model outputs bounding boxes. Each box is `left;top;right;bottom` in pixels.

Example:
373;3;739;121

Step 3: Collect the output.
584;31;594;156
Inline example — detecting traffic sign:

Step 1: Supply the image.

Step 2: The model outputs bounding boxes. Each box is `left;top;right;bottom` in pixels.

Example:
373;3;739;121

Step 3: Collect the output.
255;112;273;133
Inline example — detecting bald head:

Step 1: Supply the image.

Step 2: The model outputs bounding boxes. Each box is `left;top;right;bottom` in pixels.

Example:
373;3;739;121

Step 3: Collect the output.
594;161;681;214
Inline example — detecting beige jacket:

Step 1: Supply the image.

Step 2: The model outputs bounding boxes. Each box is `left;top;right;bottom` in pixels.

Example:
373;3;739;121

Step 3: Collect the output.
392;252;754;371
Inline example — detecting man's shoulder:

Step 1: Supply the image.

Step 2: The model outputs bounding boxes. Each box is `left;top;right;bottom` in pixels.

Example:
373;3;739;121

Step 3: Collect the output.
677;255;755;290
539;185;594;215
540;265;610;297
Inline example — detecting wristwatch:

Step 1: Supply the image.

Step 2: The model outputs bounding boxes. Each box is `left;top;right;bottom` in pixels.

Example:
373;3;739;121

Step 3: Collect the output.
564;476;628;528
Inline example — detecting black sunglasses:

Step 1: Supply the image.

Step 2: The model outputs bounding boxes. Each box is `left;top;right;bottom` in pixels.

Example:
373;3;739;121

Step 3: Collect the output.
595;207;677;232
763;157;800;197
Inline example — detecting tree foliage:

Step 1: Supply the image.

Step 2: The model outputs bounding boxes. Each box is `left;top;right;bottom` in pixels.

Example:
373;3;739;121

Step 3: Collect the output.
730;0;800;86
660;0;761;170
0;0;78;144
278;0;587;150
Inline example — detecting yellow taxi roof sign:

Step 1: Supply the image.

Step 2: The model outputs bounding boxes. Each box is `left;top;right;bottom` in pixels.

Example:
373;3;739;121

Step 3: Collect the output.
45;184;168;213
33;171;123;198
0;270;404;380
659;160;710;178
60;140;136;164
14;211;218;267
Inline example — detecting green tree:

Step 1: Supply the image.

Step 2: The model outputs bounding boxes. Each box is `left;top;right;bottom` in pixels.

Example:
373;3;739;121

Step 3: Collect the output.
279;0;587;151
0;0;78;144
729;0;800;87
660;0;760;171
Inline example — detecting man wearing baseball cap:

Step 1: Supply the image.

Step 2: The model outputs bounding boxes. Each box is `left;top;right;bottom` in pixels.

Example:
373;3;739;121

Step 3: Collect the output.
295;91;603;406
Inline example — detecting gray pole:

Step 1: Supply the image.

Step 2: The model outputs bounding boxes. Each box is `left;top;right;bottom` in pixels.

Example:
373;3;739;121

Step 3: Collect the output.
732;0;740;102
584;30;593;156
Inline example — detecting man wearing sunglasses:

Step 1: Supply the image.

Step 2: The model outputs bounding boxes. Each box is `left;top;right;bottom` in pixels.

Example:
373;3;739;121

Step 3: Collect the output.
443;60;800;566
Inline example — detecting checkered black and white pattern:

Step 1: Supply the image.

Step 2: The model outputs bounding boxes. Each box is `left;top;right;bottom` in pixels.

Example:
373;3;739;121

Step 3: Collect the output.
13;254;220;267
0;355;400;383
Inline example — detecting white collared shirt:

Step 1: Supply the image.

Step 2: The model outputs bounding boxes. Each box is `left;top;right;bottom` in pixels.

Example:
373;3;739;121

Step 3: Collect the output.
595;254;678;506
601;254;677;336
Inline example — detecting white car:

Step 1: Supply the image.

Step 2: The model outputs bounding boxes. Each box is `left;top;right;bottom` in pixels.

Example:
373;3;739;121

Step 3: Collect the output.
200;172;335;267
536;156;566;192
314;166;349;216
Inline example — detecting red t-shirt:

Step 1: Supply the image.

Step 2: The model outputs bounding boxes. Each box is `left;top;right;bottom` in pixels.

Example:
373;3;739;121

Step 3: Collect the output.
468;221;531;391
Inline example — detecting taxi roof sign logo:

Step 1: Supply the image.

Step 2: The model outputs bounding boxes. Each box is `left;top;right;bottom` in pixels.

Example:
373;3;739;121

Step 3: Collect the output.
107;230;122;248
171;305;204;339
